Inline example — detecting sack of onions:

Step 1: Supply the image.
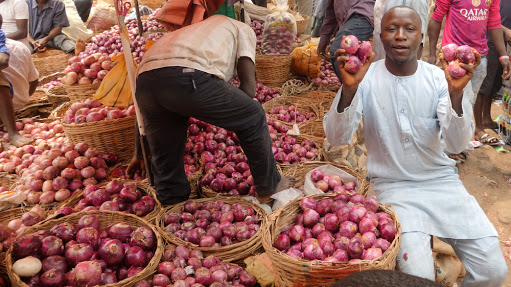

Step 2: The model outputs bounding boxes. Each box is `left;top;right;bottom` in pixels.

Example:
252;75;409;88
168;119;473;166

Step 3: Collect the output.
6;210;163;287
262;193;401;287
133;244;257;287
55;179;161;221
156;198;266;264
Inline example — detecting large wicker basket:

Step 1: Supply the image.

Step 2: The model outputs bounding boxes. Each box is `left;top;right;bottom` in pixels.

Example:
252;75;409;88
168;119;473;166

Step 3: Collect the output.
62;82;101;101
262;96;321;128
262;193;401;286
6;210;164;287
255;54;292;88
280;160;369;196
0;172;19;189
296;15;310;36
156;197;266;264
62;115;136;161
31;49;72;78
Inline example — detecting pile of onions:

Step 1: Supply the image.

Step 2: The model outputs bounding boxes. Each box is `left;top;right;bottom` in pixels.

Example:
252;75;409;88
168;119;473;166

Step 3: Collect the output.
61;53;114;86
134;244;256;287
250;19;264;47
62;98;135;125
11;214;157;287
271;135;317;165
0;205;47;254
312;60;341;86
63;180;157;217
273;194;397;263
229;76;281;104
268;106;316;124
17;141;118;206
41;78;61;89
162;200;260;247
309;169;357;193
108;166;146;181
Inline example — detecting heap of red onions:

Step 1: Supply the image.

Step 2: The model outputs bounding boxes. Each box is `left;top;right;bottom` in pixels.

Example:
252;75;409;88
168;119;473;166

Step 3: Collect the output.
163;200;260;247
271;135;317;165
0;205;47;256
61;53;114;86
273;194;397;263
134;244;256;287
268;105;316;124
309;169;357;194
312;60;341;86
11;214;157;287
63;98;135;125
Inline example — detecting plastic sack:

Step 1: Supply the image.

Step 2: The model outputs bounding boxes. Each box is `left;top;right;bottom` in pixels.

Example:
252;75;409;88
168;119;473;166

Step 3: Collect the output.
94;53;135;107
62;0;93;41
261;0;296;55
303;164;359;196
291;42;321;78
271;187;303;211
243;196;273;214
0;189;26;211
86;4;118;32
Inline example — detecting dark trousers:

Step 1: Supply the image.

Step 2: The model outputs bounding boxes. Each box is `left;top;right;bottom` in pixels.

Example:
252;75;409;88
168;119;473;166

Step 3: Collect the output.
330;14;374;81
136;67;281;205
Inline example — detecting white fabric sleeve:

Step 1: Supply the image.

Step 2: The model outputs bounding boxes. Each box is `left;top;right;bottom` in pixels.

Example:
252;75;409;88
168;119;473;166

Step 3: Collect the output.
14;0;29;19
437;78;474;154
236;23;256;63
323;86;363;146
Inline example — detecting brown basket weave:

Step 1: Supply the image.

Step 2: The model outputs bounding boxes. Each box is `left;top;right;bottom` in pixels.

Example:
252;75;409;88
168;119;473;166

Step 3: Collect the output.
46;85;70;105
62;115;136;161
0;173;19;189
280;161;369;196
188;170;202;199
6;210;164;287
0;264;10;287
31;49;72;78
57;180;162;222
312;80;341;92
62;82;101;101
37;72;65;92
279;79;314;97
255;54;292;88
296;15;310;36
156;197;266;264
262;96;320;128
48;101;71;119
299;120;326;145
262;193;401;287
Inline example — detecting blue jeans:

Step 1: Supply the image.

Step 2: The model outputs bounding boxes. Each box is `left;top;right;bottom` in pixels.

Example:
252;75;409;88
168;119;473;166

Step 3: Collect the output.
329;14;374;81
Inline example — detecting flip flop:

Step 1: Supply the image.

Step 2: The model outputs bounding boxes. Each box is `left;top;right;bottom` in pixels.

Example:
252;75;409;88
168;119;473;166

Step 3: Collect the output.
479;133;499;146
447;153;463;164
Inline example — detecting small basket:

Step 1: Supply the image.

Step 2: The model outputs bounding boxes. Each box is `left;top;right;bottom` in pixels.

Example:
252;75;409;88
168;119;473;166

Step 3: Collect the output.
31;49;72;78
280;160;369;196
62;115;136;161
0;173;19;189
6;210;164;287
262;96;320;128
156;197;266;264
255;54;292;88
46;85;70;105
62;82;101;101
296;15;310;36
262;193;401;286
37;72;65;92
56;180;162;222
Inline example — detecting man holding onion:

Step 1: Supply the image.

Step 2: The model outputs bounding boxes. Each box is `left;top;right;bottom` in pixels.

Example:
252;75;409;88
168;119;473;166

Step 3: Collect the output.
324;6;507;286
128;1;293;206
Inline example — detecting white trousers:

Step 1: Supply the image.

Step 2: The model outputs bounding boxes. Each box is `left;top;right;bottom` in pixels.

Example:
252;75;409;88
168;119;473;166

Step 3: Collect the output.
397;232;508;287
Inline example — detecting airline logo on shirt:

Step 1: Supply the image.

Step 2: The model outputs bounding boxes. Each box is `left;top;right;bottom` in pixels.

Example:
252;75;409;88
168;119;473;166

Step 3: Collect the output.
460;0;489;22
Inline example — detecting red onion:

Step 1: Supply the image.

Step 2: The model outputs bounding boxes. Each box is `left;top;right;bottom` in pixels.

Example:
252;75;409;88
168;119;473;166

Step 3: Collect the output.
98;239;125;266
65;243;94;266
74;261;102;287
41;235;64;256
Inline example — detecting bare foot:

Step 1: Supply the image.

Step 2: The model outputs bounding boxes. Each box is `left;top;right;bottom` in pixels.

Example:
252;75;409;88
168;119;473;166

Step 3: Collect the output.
483;120;498;131
474;129;487;141
9;133;34;147
255;176;296;204
75;39;85;56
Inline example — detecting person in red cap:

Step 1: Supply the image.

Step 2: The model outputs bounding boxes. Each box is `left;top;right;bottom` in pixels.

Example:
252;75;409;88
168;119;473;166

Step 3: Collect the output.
127;1;293;206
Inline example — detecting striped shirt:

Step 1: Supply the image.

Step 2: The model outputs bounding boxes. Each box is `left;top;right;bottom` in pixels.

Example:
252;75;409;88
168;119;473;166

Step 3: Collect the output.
137;15;256;81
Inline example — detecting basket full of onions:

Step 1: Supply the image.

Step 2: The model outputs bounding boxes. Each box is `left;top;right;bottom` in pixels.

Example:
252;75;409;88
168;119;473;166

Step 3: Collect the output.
262;96;320;128
6;210;163;287
156;198;267;264
261;193;401;287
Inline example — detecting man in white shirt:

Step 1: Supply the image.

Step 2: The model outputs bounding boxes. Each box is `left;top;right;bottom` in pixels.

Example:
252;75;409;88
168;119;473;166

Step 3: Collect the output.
324;6;507;286
3;38;38;110
0;0;29;46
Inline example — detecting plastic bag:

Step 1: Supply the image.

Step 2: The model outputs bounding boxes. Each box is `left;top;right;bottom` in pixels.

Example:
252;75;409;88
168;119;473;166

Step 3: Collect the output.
62;0;93;41
94;53;135;107
291;42;321;78
271;187;302;211
261;0;296;55
0;189;26;211
86;4;118;32
303;164;359;196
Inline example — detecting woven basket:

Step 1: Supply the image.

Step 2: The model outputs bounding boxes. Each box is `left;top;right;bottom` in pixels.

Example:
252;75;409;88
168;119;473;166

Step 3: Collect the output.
46;85;70;105
279;79;314;97
37;72;65;92
255;54;292;88
276;134;323;166
57;180;162;222
156;197;266;264
296;15;310;36
62;82;101;101
31;49;72;78
0;173;19;189
6;210;164;287
263;96;320;128
0;264;9;287
262;193;401;286
188;170;202;199
280;160;369;196
48;101;71;119
62;115;136;161
299;120;326;145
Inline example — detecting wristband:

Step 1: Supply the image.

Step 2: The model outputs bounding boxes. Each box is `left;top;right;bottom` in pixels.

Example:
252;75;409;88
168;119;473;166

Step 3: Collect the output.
500;55;510;62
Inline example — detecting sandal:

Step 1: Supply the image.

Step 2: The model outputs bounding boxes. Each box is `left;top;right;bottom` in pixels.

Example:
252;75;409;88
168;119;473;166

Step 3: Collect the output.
447;153;463;164
479;133;499;146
